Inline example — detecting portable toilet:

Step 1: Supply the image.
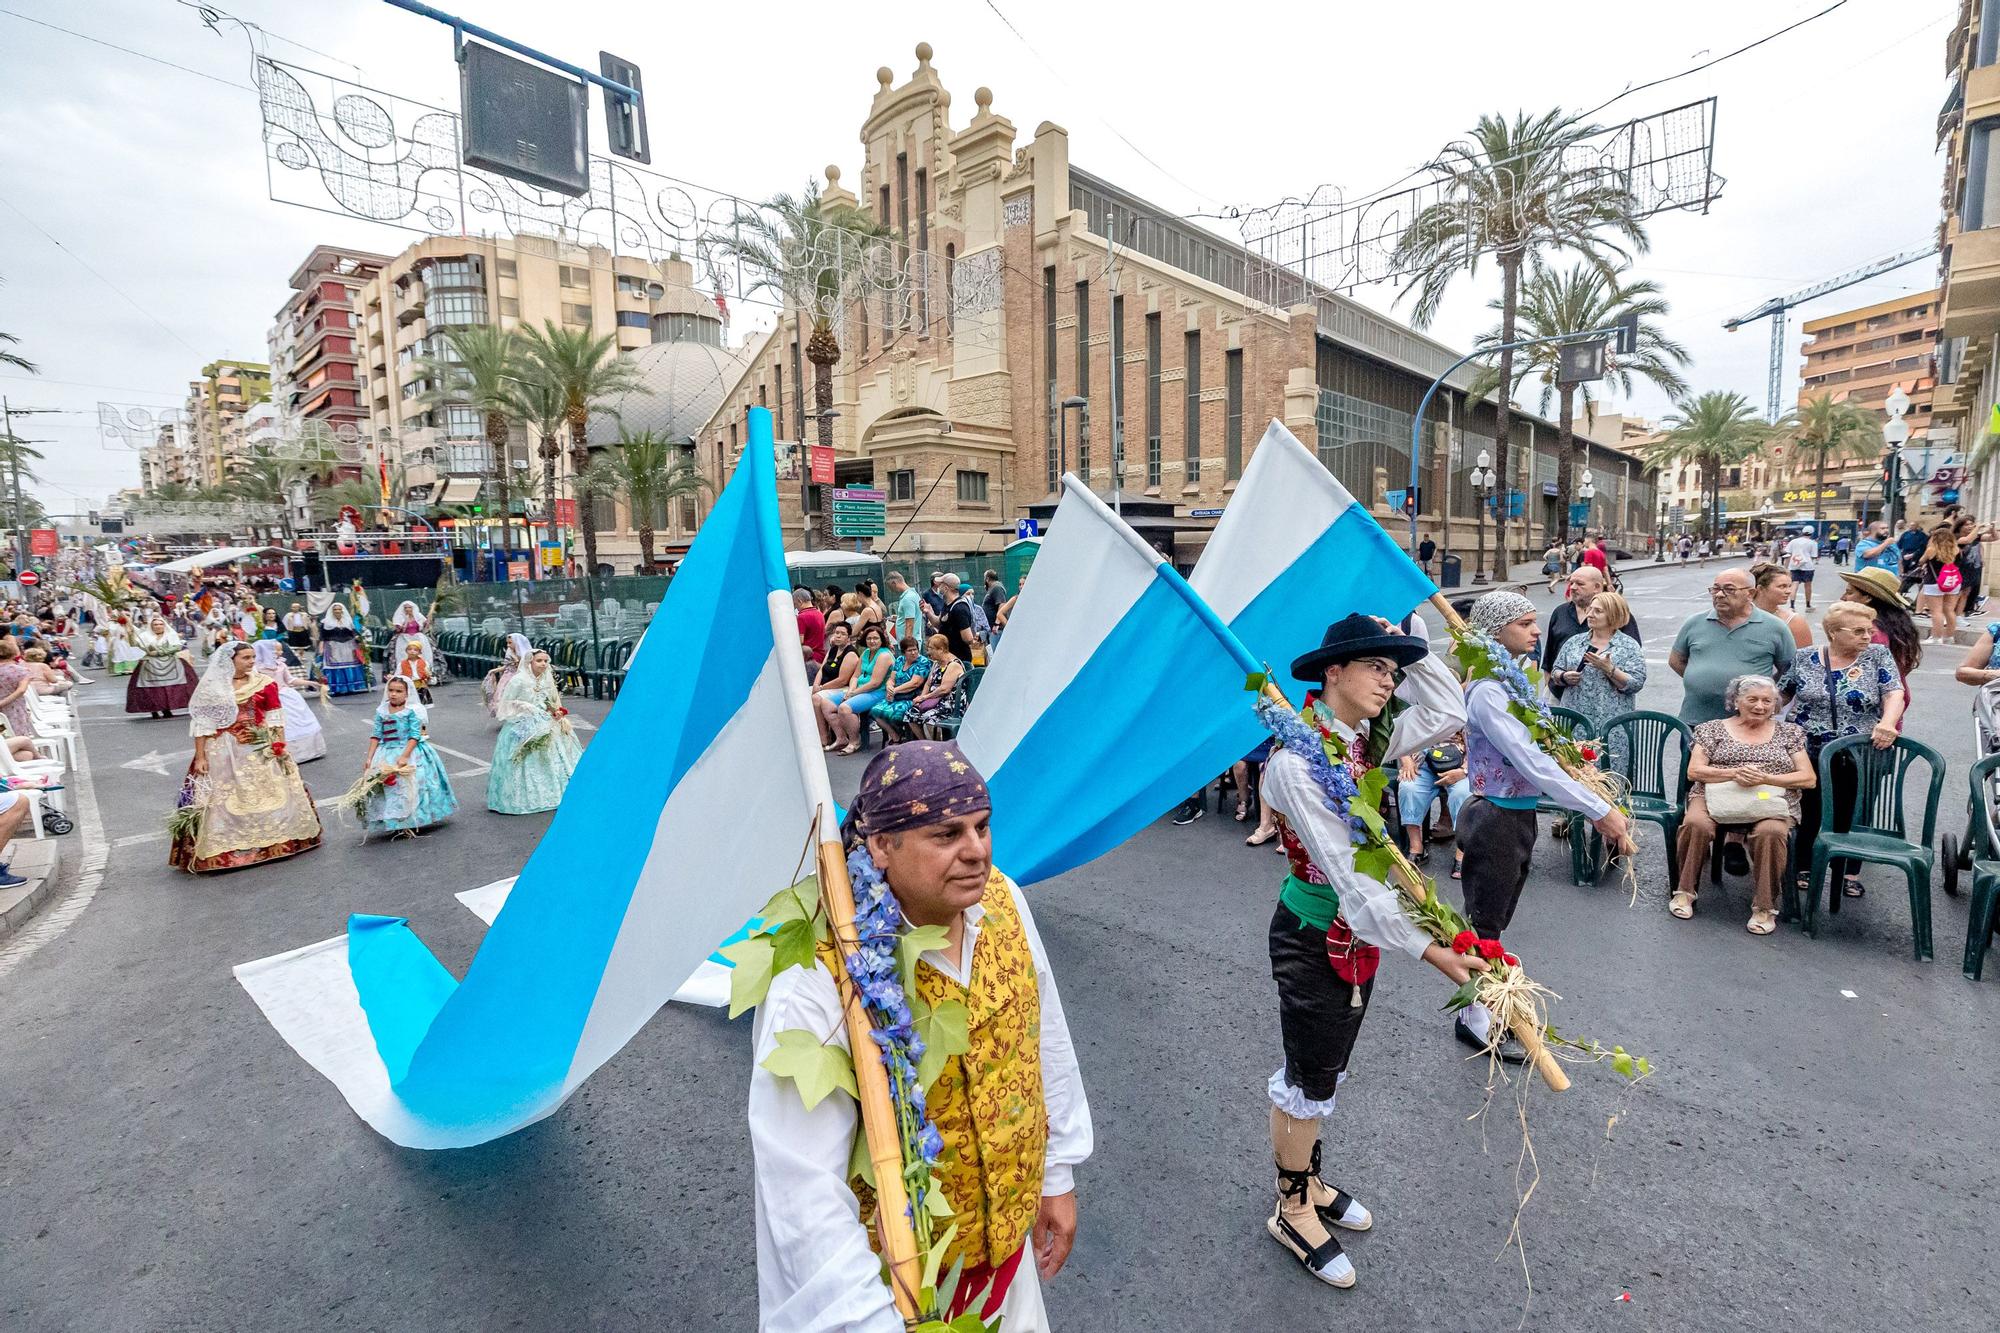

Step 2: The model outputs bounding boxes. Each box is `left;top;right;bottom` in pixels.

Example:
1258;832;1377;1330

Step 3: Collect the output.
1002;537;1042;590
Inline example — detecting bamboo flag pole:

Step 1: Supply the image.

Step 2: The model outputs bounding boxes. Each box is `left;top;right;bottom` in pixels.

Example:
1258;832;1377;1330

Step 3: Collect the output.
816;840;924;1322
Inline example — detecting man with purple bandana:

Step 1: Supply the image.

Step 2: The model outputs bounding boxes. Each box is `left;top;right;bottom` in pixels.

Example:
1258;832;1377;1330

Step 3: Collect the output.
749;741;1094;1331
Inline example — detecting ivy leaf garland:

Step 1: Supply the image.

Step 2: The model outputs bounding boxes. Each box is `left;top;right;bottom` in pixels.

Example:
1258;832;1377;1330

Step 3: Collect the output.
760;1028;860;1111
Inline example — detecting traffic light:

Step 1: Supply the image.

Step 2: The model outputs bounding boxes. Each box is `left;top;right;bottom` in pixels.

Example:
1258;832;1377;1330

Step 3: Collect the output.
599;52;649;164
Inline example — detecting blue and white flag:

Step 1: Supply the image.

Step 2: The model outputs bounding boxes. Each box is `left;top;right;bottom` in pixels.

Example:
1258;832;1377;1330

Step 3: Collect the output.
958;421;1435;887
1191;419;1436;676
957;479;1267;886
235;407;830;1149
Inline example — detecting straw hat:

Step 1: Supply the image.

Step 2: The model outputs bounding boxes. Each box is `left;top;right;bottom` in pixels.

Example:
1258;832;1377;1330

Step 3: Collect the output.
1837;565;1911;610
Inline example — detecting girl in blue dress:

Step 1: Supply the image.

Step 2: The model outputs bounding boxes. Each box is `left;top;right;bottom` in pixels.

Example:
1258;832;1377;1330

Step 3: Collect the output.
318;603;370;696
360;676;457;836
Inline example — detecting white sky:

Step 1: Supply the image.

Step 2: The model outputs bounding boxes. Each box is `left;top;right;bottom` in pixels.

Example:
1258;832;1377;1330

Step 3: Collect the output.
0;0;1954;514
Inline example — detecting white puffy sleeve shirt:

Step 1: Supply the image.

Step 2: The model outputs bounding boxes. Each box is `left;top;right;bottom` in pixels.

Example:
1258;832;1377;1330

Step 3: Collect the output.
748;874;1091;1332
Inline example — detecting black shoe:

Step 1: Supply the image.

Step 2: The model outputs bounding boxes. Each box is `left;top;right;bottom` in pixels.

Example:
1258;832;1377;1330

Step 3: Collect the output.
1308;1143;1373;1232
1722;842;1750;877
1171;805;1204;827
1453;1014;1491;1053
1267;1210;1355;1287
1453;1014;1528;1064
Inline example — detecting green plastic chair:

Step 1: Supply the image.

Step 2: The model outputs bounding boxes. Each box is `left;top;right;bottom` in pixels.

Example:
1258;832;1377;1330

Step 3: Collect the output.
1798;733;1946;960
1536;706;1598;886
1959;754;2000;980
1592;710;1693;890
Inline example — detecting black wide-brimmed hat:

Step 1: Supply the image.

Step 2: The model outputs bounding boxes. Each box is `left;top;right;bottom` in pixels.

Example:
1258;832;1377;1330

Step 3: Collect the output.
1289;612;1429;682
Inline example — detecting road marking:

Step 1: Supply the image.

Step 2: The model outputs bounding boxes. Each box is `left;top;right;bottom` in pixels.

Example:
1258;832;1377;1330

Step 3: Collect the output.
0;705;110;979
112;831;164;848
427;741;491;773
120;749;174;777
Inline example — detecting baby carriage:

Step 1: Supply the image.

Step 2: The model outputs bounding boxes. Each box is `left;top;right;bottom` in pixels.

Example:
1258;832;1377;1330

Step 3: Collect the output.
1940;679;2000;898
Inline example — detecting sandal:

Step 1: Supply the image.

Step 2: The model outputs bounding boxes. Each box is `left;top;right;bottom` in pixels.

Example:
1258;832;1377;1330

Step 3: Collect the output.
1746;909;1778;935
1669;891;1696;920
1234;802;1250;822
838;743;861;756
1843;876;1865;898
1245;828;1277;847
1450;861;1463;880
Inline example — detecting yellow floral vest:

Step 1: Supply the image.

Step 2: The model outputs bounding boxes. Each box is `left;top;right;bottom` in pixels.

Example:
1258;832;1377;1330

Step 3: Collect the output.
856;868;1047;1269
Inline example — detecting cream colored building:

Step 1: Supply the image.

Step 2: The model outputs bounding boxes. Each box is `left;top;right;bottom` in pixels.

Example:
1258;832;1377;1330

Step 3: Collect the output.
1936;3;1995;518
180;359;271;489
354;236;715;513
682;45;1655;575
1785;290;1938;527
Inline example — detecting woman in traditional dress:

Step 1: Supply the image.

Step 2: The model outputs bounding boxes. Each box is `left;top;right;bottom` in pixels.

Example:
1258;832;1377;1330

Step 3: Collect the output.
483;632;531;719
257;607;283;642
281;602;315;663
107;614;143;676
359;676;456;836
318;603;370;696
252;639;327;763
389;600;437;681
168;643;322;873
487;649;581;814
125;613;199;718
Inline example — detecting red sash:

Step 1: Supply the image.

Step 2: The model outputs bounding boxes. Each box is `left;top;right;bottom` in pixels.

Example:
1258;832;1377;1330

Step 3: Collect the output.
946;1243;1025;1320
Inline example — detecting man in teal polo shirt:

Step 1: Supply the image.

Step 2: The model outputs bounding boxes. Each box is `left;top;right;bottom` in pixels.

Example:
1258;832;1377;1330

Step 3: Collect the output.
1668;567;1797;724
1855;520;1901;574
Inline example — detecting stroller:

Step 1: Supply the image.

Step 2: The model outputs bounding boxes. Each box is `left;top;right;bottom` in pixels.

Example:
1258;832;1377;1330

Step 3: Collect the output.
1940;680;2000;898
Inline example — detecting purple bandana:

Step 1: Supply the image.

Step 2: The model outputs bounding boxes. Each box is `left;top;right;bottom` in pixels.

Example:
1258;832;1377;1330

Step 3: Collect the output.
841;741;991;846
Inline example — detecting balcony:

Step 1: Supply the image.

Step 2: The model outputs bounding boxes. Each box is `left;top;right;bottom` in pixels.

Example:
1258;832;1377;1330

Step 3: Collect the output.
1943;224;2000;337
393;282;425;325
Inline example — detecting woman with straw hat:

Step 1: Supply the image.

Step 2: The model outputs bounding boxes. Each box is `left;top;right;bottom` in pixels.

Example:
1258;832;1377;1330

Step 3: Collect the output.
1838;564;1923;703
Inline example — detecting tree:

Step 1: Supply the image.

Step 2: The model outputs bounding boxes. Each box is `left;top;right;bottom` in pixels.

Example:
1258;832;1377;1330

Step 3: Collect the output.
709;180;893;549
1470;263;1689;541
311;477;389;524
508;372;571;540
1643;392;1774;540
1392;109;1649;567
582;430;711;571
0;274;35;374
517;323;646;576
1784;393;1881;535
408;325;534;574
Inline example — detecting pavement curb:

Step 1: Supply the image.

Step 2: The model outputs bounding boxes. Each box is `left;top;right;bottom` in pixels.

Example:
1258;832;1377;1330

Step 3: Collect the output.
0;837;65;943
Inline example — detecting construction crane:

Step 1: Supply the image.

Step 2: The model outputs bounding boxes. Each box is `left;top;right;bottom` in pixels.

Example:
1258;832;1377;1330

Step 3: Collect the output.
1724;244;1939;421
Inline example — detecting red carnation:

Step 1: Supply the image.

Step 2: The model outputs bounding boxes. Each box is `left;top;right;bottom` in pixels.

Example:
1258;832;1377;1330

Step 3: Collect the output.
382;773;398;787
555;706;569;717
1502;952;1519;967
1579;745;1599;762
1476;938;1505;961
270;741;287;757
1451;930;1477;955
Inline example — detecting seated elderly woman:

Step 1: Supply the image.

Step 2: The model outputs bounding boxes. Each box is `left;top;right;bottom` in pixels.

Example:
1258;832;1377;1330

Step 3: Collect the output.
1670;674;1815;934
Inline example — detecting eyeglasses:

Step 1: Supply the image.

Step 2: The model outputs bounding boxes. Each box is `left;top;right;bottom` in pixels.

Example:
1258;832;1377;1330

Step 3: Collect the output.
1708;583;1749;594
1344;657;1400;678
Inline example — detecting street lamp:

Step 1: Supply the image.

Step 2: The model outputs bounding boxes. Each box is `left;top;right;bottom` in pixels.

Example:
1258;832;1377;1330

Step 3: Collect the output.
1058;396;1088;485
1657;501;1669;561
1578;469;1595;543
1470;449;1496;585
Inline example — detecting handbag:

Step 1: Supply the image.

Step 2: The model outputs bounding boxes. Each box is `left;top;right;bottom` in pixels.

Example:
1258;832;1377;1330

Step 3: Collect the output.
1705;780;1786;825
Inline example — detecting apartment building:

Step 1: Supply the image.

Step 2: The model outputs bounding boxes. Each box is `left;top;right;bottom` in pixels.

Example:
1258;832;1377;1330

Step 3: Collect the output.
181;359;271;488
271;246;389;453
353;235;713;510
1936;0;2000;518
1787;291;1939;525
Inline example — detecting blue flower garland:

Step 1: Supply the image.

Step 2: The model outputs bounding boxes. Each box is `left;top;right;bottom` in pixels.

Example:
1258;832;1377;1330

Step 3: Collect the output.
1254;694;1367;836
843;845;945;1187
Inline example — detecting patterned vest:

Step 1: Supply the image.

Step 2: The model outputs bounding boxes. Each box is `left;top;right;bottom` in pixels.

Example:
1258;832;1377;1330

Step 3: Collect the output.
855;869;1047;1269
1462;678;1542;802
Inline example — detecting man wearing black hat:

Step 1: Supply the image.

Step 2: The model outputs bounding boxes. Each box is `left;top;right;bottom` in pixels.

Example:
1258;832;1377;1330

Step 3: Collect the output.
1257;612;1479;1289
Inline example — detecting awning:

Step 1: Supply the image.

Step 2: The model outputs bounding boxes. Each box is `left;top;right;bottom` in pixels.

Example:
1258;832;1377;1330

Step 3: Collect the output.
151;545;288;574
784;550;884;571
439;476;484;506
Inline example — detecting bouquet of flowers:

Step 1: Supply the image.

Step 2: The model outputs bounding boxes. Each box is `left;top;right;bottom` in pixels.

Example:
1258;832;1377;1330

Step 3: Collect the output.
164;775;212;843
725;851;997;1329
1254;694;1647;1085
333;765;405;821
245;725;290;767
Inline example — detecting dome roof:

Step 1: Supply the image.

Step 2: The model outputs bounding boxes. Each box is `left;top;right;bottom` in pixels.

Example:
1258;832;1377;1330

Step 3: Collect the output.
589;337;755;446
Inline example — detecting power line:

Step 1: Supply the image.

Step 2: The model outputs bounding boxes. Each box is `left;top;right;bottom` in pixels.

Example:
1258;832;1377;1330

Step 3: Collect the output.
1578;0;1853;119
0;374;181;398
0;8;255;91
0;192;204;357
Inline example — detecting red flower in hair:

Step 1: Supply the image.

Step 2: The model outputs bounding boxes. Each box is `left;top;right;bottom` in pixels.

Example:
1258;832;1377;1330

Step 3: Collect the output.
1476;939;1505;961
1451;930;1477;955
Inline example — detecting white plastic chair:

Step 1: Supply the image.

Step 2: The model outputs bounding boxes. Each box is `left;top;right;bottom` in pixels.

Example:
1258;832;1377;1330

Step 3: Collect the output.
0;744;63;837
23;694;77;771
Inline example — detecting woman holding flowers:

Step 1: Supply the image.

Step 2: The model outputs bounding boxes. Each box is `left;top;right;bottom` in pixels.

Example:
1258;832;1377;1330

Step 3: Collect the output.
747;741;1092;1329
487;650;580;814
1256;612;1473;1289
169;642;321;873
1455;591;1632;1063
124;613;198;718
358;676;457;837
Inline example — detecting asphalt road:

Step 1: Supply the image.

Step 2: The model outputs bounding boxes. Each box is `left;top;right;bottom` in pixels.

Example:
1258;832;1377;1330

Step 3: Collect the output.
4;558;1997;1332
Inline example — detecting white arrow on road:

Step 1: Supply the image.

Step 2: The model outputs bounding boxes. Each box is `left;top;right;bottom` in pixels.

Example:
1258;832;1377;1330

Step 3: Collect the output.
120;750;175;777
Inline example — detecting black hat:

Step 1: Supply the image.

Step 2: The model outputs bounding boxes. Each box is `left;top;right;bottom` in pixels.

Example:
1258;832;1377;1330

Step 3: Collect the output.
1289;612;1429;683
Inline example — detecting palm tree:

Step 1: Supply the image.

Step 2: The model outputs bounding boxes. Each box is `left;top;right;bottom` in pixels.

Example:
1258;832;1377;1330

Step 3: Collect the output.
516;323;646;576
508;372;571;535
1643;392;1774;539
312;477;389;524
583;430;711;571
1784;393;1881;535
1470;263;1689;541
1392;109;1649;567
0;275;35;374
409;325;534;574
709;180;893;548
